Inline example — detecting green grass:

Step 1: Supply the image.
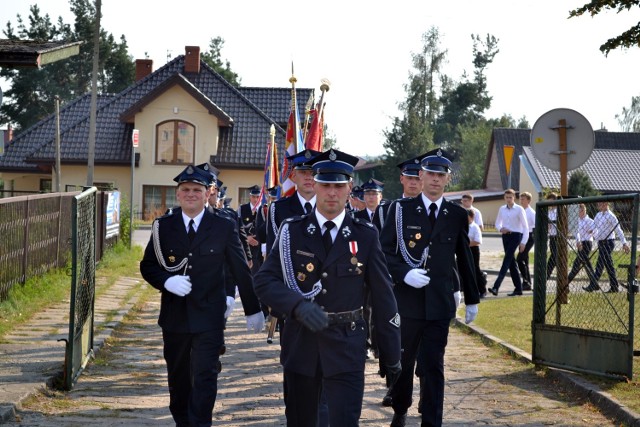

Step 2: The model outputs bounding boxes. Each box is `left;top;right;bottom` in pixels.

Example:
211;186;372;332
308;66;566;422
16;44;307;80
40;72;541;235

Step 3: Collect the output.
466;295;640;414
0;242;143;340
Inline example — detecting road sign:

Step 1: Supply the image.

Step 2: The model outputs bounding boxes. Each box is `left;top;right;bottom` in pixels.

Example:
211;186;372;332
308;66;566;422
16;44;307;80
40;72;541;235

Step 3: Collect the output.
132;129;139;148
530;108;594;172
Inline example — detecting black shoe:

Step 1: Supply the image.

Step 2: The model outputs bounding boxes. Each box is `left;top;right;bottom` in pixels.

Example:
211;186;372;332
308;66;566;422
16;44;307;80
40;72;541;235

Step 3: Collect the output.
507;291;522;296
488;287;498;296
583;285;600;292
479;292;487;299
390;412;407;427
522;283;532;291
382;389;393;407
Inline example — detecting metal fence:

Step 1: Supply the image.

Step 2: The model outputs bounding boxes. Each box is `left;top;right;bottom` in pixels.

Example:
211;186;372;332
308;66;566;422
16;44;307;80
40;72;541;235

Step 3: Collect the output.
63;187;97;390
532;193;639;379
0;191;118;302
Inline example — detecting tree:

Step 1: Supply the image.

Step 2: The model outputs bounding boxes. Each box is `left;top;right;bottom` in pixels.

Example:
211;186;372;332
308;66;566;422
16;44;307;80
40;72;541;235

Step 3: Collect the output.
0;1;134;131
201;37;241;87
569;1;640;55
379;27;445;198
435;33;499;147
568;169;600;198
616;95;640;131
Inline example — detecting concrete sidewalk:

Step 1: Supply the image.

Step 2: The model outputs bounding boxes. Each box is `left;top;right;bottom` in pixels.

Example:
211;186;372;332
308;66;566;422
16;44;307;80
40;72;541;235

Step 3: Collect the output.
0;250;638;425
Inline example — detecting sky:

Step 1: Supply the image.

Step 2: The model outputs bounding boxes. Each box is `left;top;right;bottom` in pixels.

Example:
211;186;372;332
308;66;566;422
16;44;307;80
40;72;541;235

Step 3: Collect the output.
2;0;640;158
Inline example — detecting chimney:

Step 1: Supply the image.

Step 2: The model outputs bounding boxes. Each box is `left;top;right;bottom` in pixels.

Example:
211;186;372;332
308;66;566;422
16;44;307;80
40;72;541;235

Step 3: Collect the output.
184;46;201;74
135;59;153;81
4;124;13;143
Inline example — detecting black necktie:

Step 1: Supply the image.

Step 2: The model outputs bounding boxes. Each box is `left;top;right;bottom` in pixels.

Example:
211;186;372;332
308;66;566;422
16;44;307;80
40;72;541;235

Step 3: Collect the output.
428;203;437;228
304;202;312;215
188;219;196;242
323;221;335;254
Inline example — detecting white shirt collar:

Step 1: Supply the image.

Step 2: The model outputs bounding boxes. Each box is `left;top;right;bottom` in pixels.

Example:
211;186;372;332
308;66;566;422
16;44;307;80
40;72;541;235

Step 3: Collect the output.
182;209;205;231
315;209;346;231
297;192;316;209
421;194;444;212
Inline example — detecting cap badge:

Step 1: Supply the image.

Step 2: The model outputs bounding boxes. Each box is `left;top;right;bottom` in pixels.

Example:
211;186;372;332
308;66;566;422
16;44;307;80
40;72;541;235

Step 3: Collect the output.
342;226;352;238
436;149;443;157
186;165;194;174
329;150;337;161
304;150;312;159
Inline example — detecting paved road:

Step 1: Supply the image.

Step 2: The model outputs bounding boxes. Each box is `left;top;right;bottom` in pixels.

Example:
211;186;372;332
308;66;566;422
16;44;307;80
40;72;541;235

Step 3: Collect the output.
4;276;622;426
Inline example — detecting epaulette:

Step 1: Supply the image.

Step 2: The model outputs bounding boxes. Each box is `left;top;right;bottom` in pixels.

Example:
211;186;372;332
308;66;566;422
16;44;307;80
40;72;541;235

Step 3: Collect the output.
352;217;376;230
158;206;178;219
283;215;305;225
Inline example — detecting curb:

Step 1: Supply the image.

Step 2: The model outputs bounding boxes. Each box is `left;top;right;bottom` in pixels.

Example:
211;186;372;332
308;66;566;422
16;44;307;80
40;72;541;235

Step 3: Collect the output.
454;318;640;426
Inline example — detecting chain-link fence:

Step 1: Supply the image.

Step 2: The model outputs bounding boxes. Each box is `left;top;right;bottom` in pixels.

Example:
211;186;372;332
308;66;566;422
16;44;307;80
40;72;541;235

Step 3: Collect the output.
63;187;97;390
532;193;639;379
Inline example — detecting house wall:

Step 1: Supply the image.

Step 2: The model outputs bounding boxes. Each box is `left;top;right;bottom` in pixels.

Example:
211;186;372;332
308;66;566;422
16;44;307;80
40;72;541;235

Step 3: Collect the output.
134;84;220;189
60;165;131;192
0;172;46;192
485;147;502;190
217;169;264;210
471;198;505;229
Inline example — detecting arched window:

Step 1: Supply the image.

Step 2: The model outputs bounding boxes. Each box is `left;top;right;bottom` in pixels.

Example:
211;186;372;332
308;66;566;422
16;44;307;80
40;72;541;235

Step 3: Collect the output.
156;120;195;164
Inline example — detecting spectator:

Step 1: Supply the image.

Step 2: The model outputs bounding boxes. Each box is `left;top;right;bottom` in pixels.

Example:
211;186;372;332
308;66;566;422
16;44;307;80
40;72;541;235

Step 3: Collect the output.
488;189;529;297
583;201;630;292
461;193;483;230
517;191;535;291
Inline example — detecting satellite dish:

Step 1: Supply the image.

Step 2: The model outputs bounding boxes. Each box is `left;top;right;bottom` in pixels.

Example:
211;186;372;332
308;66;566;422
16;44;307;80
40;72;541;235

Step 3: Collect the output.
530;108;595;171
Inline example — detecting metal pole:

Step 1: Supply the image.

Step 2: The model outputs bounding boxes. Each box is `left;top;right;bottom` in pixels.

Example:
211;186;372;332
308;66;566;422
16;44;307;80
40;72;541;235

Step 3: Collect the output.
130;143;134;249
86;0;101;186
557;119;569;306
54;96;61;192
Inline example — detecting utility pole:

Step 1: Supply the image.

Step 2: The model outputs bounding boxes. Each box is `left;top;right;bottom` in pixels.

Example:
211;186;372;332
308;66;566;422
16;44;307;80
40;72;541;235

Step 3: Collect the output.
54;96;61;192
86;0;101;186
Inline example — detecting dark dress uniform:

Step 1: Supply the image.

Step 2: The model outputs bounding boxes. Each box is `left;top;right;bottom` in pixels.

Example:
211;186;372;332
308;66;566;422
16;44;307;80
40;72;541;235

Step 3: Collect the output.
255;213;401;426
140;205;260;426
266;193;310;252
238;200;262;274
372;201;392;232
254;148;401;427
380;194;479;426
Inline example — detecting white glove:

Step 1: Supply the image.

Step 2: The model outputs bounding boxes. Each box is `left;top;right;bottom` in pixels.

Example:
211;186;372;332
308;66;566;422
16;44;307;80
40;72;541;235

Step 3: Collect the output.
403;269;431;288
164;275;192;297
465;304;479;324
453;291;461;309
224;296;236;319
246;312;265;333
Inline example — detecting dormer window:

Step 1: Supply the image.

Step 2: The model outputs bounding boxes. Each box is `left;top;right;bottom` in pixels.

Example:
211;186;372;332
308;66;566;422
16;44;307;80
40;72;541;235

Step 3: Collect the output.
156;120;195;164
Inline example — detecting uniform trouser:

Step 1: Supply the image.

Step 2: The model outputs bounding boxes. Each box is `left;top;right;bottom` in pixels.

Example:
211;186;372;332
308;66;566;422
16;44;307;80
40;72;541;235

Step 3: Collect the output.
493;233;523;292
516;230;534;285
391;317;450;427
363;288;377;355
284;368;364;427
593;239;619;290
568;241;594;283
162;329;224;427
470;246;486;294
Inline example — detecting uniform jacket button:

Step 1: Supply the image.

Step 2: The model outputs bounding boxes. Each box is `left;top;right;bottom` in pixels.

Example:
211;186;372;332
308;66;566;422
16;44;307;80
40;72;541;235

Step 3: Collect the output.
322;272;328;278
322;289;327;294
